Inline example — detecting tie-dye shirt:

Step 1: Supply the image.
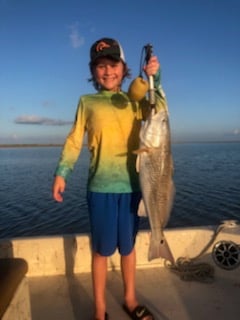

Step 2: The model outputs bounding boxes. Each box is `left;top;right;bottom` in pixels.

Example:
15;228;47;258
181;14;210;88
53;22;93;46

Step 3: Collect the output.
55;89;167;193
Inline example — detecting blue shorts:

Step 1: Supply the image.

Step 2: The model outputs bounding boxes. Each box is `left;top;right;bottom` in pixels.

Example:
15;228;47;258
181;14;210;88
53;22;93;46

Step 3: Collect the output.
87;192;141;256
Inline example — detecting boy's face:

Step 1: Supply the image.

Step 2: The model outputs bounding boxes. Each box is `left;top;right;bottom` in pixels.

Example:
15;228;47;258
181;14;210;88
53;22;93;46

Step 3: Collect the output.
93;58;125;92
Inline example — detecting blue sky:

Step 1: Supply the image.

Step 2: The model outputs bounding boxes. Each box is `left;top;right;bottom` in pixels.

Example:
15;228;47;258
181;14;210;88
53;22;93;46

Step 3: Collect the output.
1;0;240;144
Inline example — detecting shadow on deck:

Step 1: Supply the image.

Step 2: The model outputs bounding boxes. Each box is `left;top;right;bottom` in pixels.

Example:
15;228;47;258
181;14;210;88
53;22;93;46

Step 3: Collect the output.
29;266;240;320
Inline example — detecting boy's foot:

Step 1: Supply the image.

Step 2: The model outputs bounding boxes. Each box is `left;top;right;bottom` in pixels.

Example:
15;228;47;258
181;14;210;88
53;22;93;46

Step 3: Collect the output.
123;304;154;320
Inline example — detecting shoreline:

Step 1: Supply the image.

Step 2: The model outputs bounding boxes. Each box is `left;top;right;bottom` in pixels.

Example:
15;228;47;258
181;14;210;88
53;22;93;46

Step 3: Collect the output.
0;144;63;148
0;140;240;148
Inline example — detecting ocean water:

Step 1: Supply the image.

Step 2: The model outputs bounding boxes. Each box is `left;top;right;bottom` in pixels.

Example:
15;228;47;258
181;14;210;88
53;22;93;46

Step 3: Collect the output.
0;142;240;238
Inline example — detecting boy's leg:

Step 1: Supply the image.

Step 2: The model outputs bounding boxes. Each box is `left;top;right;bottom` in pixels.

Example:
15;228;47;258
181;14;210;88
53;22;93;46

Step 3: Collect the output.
121;248;138;309
121;249;154;320
92;251;108;320
87;192;119;319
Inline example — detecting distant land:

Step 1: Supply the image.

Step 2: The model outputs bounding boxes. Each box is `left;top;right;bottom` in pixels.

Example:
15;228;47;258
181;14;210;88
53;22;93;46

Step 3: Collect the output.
0;141;239;148
0;144;63;148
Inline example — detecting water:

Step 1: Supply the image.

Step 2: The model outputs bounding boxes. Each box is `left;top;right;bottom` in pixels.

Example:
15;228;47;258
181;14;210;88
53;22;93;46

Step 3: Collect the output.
0;142;240;238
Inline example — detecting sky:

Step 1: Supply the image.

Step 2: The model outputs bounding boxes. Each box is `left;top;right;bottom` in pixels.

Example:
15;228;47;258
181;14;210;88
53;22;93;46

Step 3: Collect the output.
1;0;240;144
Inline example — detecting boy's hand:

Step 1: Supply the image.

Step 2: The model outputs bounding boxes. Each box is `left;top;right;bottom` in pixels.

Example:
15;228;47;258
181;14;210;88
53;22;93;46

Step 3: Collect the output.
143;56;160;77
52;176;66;202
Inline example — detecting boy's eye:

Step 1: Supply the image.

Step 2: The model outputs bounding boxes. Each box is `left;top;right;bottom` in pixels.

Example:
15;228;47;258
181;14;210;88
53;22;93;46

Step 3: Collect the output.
97;63;118;69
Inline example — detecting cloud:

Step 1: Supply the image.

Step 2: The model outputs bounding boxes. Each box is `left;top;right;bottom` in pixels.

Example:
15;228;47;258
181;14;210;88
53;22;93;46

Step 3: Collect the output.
220;128;240;141
69;22;84;48
42;100;55;107
225;128;240;137
15;115;72;126
11;133;18;140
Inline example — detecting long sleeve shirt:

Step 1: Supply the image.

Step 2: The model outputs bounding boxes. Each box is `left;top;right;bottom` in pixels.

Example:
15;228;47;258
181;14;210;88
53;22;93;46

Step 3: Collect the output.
55;88;167;193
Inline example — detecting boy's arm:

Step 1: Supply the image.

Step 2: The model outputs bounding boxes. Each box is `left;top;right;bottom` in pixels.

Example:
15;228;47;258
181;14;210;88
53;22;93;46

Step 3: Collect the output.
53;99;86;201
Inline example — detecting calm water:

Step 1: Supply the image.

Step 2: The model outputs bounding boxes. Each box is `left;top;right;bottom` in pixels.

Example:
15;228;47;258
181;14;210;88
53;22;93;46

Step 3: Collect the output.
0;142;240;238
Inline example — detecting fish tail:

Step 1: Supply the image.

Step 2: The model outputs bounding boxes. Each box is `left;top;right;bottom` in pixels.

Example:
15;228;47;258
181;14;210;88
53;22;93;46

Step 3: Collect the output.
148;236;175;264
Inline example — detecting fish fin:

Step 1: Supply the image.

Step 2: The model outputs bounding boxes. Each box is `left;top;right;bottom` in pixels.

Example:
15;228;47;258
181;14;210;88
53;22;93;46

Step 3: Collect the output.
137;199;147;217
132;147;150;155
148;234;175;264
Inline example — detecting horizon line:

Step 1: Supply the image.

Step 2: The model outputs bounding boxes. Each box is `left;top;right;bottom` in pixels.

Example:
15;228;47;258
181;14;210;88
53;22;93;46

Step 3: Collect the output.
1;140;240;148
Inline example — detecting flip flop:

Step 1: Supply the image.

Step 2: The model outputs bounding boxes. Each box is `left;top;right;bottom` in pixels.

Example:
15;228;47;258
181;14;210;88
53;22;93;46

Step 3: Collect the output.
123;304;154;320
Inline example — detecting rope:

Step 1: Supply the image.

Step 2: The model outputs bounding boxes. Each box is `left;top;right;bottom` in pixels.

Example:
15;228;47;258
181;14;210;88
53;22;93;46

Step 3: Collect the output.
165;220;239;283
165;257;215;283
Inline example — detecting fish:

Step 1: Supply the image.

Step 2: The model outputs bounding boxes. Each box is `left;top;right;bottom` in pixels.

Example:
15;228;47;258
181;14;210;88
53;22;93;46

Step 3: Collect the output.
136;106;175;263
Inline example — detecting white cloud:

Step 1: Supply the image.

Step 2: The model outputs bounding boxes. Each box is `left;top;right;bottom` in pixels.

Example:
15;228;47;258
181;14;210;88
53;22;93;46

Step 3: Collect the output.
233;128;239;135
69;22;84;48
15;115;72;126
11;133;18;140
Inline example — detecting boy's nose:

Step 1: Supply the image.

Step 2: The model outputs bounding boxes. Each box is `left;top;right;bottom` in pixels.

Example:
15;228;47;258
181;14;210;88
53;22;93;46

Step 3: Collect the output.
104;65;112;74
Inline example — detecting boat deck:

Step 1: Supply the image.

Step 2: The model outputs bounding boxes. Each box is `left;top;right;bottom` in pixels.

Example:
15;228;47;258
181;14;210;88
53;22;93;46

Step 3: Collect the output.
2;224;239;320
28;265;240;320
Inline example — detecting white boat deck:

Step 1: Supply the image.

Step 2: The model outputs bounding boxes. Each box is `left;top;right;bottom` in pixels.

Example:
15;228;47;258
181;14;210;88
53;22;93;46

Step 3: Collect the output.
28;265;240;320
1;224;239;320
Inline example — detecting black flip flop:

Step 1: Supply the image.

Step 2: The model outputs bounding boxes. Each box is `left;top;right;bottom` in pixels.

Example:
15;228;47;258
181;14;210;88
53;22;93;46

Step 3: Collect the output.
123;304;154;320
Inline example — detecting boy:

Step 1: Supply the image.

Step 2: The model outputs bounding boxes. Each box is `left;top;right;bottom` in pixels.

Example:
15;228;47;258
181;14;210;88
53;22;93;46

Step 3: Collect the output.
52;37;167;320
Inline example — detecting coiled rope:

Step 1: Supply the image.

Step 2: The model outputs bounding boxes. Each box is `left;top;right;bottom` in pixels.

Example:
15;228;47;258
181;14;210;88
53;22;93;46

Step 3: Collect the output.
165;220;239;283
165;257;215;283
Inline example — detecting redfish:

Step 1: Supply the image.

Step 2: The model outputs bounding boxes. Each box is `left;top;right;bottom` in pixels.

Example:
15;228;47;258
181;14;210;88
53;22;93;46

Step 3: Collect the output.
136;107;175;263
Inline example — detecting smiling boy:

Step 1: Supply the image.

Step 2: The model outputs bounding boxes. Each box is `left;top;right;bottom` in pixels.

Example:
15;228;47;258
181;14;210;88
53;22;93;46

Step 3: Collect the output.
52;37;167;320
